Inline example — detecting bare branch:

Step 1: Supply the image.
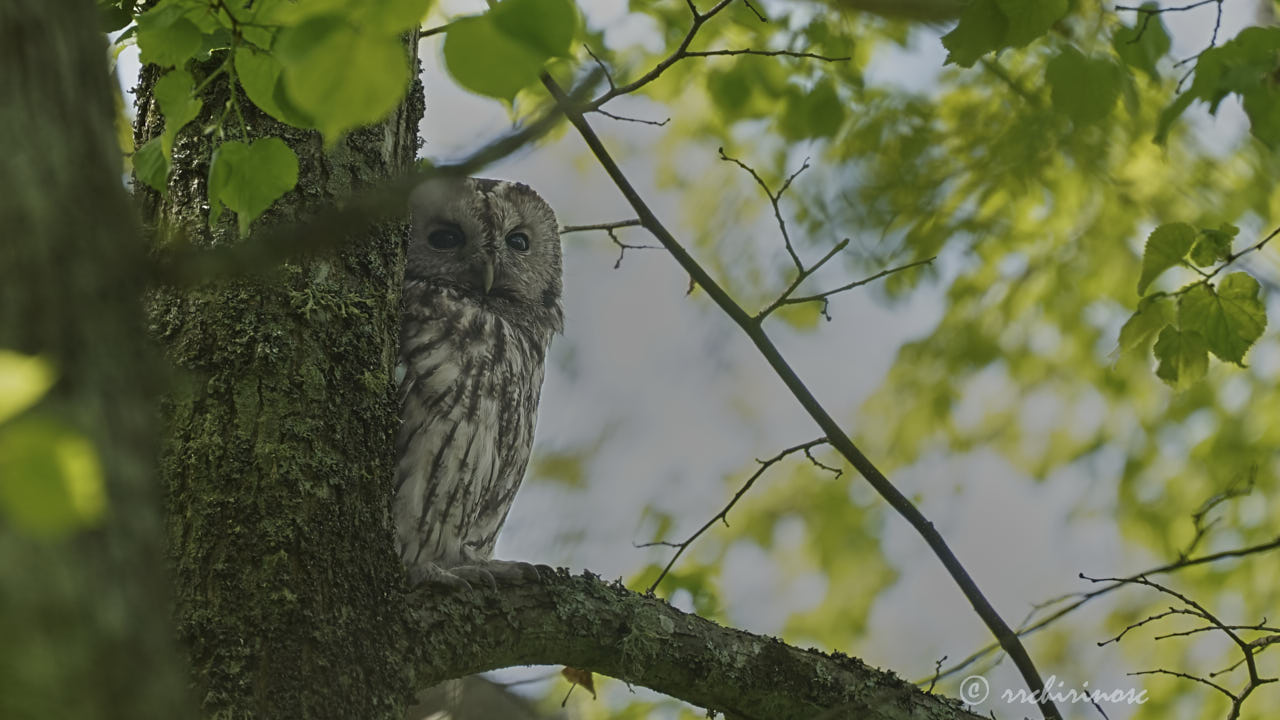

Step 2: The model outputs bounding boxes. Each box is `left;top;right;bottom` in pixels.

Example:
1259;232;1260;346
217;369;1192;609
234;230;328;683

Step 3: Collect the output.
543;71;1064;720
777;256;936;320
1098;606;1198;646
418;22;450;39
1129;668;1234;699
1084;572;1280;719
1181;468;1254;560
1115;0;1219;11
719;147;809;272
755;238;850;319
561;219;661;268
581;0;848;114
638;439;830;593
1204;225;1280;282
741;0;766;21
685;48;851;61
926;531;1280;685
582;44;616;92
593;108;670;126
561;219;644;234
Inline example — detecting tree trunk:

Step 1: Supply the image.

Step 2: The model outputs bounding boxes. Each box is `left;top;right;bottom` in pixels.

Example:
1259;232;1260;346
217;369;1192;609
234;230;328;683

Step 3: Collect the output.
134;38;425;720
0;1;192;718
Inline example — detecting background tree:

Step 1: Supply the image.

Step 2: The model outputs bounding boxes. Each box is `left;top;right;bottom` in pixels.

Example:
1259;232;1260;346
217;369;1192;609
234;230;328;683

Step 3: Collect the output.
5;0;1279;719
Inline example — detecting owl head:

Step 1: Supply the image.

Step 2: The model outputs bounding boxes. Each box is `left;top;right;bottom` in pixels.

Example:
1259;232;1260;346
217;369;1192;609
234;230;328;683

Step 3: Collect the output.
408;177;563;333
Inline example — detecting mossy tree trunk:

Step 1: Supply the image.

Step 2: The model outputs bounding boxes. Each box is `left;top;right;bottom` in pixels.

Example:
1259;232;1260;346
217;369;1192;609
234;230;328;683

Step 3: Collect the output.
0;1;193;718
134;39;425;720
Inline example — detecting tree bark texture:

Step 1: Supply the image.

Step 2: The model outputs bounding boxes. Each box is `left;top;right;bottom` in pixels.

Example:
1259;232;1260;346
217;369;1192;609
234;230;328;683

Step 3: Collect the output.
0;1;193;718
412;571;984;720
135;42;425;720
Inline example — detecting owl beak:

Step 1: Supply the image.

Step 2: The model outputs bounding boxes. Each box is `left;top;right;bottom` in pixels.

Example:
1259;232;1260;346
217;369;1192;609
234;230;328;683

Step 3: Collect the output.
477;257;495;295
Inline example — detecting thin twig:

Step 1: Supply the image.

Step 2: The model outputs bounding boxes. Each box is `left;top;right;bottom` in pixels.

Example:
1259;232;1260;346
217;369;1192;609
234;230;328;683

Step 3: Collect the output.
718;147;809;272
560;219;660;268
418;22;450;39
1115;0;1219;13
778;256;936;320
925;534;1280;685
926;656;947;693
1085;572;1279;719
685;48;850;61
1130;668;1234;699
637;439;831;594
561;219;644;234
754;238;850;320
1204;225;1280;282
593;108;670;126
581;0;847;115
582;44;617;92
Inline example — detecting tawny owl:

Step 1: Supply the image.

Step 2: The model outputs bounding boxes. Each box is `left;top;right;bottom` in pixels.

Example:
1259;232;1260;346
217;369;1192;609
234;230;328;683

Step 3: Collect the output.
394;177;562;588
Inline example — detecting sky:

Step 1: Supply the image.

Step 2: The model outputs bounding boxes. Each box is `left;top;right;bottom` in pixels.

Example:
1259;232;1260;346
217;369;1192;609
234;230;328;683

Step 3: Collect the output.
113;1;1271;716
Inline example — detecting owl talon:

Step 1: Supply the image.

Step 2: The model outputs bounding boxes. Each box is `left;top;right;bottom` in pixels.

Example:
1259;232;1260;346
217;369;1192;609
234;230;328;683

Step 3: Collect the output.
448;564;499;591
449;559;545;588
410;563;475;592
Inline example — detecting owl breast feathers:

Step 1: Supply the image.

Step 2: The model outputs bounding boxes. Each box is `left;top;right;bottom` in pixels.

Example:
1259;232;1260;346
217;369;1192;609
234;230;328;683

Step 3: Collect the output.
394;177;563;586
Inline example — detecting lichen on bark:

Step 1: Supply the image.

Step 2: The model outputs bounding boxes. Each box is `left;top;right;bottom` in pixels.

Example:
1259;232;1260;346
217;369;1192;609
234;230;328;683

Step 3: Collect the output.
136;43;425;720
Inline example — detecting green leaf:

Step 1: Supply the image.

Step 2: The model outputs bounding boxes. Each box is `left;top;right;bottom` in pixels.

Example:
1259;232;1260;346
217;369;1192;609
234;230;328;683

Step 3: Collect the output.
941;0;1064;67
491;0;578;58
707;67;753;116
806;80;844;138
1162;27;1280;146
1137;222;1196;295
136;4;202;68
994;0;1067;48
1241;83;1280;147
133;136;170;192
236;47;315;128
208;138;299;234
941;0;1006;67
1117;295;1173;356
359;0;435;34
778;81;846;140
0;351;55;424
1046;48;1121;125
0;418;106;537
99;2;133;33
276;16;410;140
1178;274;1267;365
154;69;202;153
1189;224;1235;266
443;14;544;100
1154;90;1194;144
1112;10;1171;80
1153;326;1208;388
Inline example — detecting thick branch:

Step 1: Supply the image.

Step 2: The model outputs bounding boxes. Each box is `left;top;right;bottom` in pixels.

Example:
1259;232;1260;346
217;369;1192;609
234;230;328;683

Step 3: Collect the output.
411;571;983;720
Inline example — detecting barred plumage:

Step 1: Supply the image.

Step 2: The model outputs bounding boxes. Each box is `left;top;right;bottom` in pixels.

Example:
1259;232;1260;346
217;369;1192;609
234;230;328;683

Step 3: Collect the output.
394;178;562;586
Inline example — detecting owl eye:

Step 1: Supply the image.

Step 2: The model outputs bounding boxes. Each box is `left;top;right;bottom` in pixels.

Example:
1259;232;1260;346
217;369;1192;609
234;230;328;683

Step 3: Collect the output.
426;228;464;250
505;232;530;252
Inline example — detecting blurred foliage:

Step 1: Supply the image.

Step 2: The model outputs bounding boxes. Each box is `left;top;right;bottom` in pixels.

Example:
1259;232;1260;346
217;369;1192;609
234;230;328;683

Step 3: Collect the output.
0;352;106;536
